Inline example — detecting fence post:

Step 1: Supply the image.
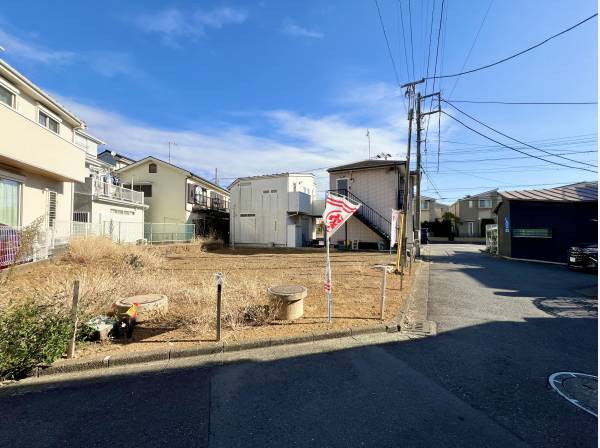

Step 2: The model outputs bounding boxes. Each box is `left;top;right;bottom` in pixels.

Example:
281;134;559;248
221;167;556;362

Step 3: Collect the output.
67;280;80;359
380;267;388;320
215;272;223;341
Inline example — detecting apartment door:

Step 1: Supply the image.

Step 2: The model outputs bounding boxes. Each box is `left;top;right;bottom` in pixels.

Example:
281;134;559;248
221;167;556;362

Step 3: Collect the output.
467;221;475;236
336;178;349;194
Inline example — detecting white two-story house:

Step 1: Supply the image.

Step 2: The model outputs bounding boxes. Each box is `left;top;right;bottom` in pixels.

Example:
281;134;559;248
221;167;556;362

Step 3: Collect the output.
229;173;321;247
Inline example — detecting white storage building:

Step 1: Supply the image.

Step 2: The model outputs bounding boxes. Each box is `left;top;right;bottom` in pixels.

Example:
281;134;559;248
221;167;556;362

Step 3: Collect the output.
229;173;322;247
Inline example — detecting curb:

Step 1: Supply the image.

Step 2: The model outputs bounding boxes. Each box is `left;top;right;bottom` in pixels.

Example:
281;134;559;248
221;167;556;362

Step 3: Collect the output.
34;322;401;378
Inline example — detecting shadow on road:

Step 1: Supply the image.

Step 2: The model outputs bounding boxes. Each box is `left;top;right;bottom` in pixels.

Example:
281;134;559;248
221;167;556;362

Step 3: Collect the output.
0;312;597;448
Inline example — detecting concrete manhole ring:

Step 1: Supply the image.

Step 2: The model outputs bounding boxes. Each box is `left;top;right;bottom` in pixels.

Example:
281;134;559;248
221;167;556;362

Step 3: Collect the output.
549;372;598;417
114;294;168;322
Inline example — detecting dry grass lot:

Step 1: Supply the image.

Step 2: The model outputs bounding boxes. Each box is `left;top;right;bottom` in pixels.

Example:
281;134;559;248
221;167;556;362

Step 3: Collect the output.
0;238;414;359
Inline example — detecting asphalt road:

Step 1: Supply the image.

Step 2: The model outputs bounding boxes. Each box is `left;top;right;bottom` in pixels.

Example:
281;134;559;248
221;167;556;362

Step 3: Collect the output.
1;244;597;447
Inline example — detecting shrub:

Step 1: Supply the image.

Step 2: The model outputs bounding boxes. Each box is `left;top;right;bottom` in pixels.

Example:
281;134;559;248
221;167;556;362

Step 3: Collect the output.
0;301;72;379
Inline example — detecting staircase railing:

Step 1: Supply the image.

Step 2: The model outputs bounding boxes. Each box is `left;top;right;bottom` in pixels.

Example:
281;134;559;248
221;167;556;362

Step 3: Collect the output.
329;189;391;240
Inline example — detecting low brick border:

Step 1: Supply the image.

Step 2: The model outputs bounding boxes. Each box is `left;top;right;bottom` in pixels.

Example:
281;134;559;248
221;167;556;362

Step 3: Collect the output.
33;322;401;378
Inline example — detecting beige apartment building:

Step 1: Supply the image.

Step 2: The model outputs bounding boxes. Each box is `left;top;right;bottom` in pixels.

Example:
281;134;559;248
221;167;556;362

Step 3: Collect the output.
327;159;415;249
0;59;146;248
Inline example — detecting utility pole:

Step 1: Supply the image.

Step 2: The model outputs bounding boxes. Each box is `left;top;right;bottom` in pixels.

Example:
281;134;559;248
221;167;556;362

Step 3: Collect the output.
366;129;371;159
214;168;219;185
415;92;422;258
415;91;441;258
399;79;423;268
400;107;413;269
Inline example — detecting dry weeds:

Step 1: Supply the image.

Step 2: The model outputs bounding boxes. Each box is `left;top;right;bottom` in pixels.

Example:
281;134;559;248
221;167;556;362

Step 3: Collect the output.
1;237;412;354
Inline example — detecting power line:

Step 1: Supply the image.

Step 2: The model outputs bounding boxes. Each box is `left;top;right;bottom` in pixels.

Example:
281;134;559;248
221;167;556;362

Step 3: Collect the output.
443;100;597;168
396;0;411;81
441;110;598;173
422;168;443;199
447;0;494;97
374;0;402;87
407;0;416;80
422;180;595;192
442;99;597;105
434;150;597;164
424;0;445;171
426;13;598;80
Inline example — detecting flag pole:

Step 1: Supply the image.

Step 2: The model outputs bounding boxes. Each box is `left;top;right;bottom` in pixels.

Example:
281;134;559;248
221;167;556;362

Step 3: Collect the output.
326;233;332;322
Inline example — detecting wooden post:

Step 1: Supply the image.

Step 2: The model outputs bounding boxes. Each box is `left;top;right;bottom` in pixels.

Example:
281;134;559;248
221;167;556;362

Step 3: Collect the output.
66;280;80;359
215;272;223;341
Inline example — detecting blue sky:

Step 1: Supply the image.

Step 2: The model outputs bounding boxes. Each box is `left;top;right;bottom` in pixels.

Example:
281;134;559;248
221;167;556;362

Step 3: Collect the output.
0;0;597;203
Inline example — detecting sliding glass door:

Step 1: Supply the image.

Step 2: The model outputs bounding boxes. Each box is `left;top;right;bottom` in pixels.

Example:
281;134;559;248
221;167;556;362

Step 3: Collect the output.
0;178;20;227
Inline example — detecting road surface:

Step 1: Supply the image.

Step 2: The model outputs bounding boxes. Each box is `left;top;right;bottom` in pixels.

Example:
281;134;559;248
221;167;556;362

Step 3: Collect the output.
1;244;596;447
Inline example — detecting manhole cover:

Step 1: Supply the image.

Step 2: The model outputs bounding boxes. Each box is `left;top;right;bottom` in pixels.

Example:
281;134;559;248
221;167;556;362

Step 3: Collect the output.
549;372;598;417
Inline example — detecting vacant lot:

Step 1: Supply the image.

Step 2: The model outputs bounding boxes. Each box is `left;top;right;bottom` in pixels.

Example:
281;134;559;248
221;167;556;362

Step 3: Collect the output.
0;238;413;359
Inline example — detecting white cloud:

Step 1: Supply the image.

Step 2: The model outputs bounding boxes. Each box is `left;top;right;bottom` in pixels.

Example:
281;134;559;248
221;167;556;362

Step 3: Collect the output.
89;52;139;78
282;22;323;39
0;27;145;81
0;28;74;66
134;7;247;45
56;92;409;191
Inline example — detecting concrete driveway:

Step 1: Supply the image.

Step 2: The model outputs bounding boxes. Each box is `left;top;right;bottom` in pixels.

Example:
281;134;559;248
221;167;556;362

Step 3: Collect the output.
0;244;596;447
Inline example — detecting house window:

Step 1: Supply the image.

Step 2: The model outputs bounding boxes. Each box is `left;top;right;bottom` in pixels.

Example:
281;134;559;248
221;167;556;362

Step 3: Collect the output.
513;228;552;238
0;178;20;226
468;200;474;208
479;199;492;208
38;111;60;134
148;163;157;173
125;184;152;198
421;200;429;210
47;191;57;228
0;84;15;108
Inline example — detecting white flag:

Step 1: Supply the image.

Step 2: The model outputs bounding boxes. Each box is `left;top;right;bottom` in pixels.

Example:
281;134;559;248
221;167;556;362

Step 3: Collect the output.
390;209;400;247
322;192;360;296
322;192;360;237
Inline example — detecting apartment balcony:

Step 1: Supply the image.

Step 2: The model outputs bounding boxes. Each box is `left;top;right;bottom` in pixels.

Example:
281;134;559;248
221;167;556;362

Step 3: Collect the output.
0;103;87;182
191;194;230;213
288;191;312;214
75;177;145;205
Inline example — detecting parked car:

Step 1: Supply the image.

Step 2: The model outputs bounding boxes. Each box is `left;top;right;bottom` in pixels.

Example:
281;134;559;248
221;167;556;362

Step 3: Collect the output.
308;238;325;248
420;228;429;244
0;224;20;269
568;242;597;271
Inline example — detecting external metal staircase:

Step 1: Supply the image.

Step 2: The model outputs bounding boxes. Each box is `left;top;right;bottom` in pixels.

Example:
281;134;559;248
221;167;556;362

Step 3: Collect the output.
330;189;391;243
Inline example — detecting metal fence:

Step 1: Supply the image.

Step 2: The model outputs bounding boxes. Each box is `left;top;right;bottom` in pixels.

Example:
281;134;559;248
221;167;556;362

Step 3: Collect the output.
0;225;50;268
144;223;195;244
0;220;196;269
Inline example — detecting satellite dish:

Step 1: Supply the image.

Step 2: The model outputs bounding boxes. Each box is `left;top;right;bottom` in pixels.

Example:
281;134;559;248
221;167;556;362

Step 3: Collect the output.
110;151;116;157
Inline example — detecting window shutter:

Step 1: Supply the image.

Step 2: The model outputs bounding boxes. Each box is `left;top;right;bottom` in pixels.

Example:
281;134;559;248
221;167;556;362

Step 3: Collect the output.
187;184;195;203
48;191;57;228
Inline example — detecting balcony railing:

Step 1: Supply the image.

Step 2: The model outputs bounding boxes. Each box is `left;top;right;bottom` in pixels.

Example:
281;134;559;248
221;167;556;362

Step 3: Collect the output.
75;177;145;205
192;194;229;212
